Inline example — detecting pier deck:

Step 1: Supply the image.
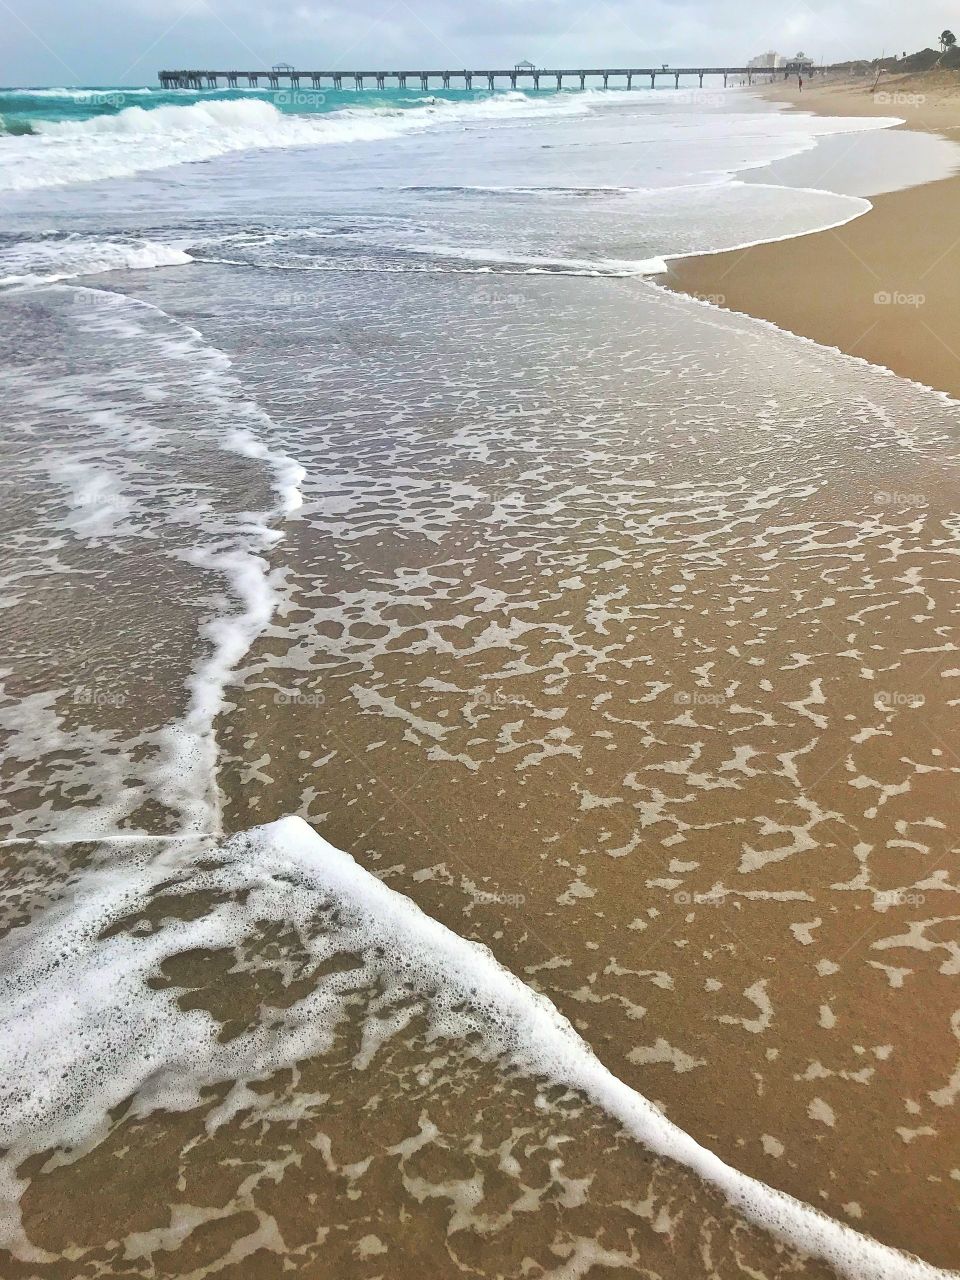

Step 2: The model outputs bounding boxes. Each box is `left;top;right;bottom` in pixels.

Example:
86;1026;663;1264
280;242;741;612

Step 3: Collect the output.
158;66;798;92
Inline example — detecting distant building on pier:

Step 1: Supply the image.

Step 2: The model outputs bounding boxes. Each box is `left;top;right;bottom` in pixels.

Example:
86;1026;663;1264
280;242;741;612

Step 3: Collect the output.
784;52;815;74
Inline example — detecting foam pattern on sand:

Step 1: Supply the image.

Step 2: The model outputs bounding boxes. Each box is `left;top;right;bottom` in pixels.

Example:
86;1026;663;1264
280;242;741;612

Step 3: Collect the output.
174;266;960;1267
0;813;954;1278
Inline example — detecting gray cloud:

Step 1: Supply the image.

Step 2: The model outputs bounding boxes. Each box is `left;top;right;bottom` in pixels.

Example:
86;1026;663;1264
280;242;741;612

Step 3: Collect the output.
1;0;952;85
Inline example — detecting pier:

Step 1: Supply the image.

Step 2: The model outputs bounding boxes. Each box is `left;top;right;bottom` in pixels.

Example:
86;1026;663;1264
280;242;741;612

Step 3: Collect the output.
158;66;800;93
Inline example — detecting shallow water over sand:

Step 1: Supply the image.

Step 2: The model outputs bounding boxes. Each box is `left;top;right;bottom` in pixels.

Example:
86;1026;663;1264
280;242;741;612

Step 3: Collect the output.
1;89;959;1279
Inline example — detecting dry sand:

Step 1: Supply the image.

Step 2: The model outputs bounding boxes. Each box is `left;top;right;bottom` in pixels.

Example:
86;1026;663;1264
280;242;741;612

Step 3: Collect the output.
664;72;960;399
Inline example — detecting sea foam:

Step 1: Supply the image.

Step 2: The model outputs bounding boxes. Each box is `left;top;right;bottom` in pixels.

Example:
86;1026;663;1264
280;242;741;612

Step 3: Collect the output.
0;814;953;1278
0;287;303;842
0;93;589;192
0;236;193;286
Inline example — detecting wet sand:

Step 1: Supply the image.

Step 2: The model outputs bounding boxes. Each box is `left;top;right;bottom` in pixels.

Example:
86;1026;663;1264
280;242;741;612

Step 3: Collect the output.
664;73;960;399
5;146;960;1275
206;270;960;1273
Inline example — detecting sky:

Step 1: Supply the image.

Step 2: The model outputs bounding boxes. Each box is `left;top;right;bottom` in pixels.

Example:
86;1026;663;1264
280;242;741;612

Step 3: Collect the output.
1;0;953;86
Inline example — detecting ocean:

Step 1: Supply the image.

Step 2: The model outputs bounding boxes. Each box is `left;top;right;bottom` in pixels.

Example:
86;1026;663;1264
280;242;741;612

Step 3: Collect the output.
1;84;959;1280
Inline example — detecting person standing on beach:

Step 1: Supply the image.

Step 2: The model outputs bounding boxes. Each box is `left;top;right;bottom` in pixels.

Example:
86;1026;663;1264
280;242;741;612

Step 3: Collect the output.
798;74;804;90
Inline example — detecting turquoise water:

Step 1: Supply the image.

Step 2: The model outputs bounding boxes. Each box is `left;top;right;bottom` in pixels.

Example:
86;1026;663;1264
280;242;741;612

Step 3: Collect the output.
0;84;521;133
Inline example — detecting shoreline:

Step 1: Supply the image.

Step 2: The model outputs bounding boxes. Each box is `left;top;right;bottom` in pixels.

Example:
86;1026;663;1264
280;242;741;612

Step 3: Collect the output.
663;73;960;400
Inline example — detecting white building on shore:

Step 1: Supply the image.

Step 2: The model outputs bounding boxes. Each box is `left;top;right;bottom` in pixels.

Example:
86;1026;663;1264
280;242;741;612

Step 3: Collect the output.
747;51;784;69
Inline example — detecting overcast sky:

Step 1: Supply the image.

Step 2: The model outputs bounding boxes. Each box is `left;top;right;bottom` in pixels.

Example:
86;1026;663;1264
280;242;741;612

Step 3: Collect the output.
2;0;953;86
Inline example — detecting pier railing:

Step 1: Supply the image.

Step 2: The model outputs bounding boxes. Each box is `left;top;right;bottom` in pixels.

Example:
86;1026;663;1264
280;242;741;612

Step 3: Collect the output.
158;66;800;92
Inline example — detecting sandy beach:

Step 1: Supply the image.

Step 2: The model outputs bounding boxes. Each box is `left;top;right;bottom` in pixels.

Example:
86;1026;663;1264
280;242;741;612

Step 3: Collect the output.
665;72;960;398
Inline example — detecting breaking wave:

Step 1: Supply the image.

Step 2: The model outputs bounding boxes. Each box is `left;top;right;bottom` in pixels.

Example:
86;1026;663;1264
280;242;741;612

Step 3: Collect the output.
0;92;590;192
0;235;193;285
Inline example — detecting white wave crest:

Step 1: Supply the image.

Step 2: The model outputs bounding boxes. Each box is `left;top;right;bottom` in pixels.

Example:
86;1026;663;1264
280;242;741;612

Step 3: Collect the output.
0;236;193;285
0;93;589;193
1;86;157;98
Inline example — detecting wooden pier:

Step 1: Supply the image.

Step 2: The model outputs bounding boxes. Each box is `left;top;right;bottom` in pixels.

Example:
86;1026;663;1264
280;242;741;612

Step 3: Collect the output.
159;66;800;93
